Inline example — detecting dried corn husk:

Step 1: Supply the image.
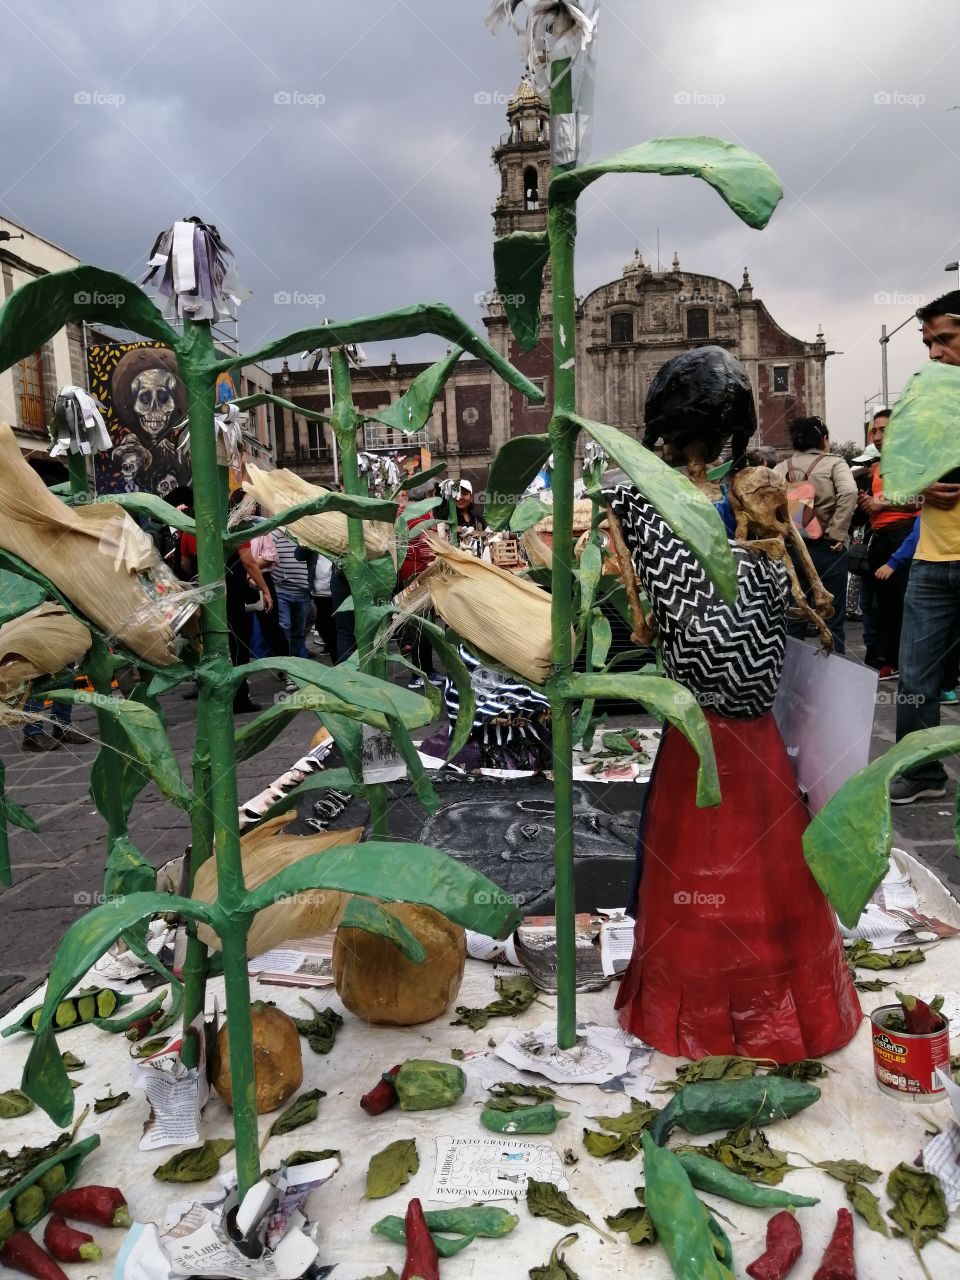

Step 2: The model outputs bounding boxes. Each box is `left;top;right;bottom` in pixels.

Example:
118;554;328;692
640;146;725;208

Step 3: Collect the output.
192;812;363;957
243;464;395;563
534;499;596;534
0;422;188;665
0;604;91;723
521;527;553;570
424;536;556;684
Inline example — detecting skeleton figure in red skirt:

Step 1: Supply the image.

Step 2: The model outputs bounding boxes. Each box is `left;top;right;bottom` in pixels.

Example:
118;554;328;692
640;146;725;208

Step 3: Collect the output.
605;350;861;1063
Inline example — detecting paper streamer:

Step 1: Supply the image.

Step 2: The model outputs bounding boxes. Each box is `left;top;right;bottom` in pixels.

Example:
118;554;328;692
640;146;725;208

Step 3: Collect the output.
141;217;241;323
49;386;112;457
174;402;247;471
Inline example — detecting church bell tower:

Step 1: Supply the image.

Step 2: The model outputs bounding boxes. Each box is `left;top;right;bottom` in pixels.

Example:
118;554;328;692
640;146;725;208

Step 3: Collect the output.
492;76;551;238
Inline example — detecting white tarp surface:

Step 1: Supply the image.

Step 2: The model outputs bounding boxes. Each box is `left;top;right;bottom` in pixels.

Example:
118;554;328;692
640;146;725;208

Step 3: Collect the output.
1;851;958;1278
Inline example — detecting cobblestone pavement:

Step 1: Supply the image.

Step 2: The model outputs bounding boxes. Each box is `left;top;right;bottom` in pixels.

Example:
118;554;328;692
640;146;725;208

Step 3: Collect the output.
1;619;958;1015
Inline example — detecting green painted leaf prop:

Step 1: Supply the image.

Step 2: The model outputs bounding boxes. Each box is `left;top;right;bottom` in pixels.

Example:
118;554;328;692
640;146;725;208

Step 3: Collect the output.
528;1230;582;1279
366;1138;419;1200
410;618;476;759
21;891;215;1125
96;492;196;534
0;267;178;375
562;672;720;807
243;841;523;940
550;136;783;231
154;1138;235;1183
880;362;960;499
485;434;552;530
368;348;464;434
492;231;551;352
46;690;191;811
0;1134;100;1232
260;1088;325;1152
804;726;960;926
234;687;384;763
337;898;426;965
225;490;397;548
242;656;434;728
233;390;329;423
1;761;39;888
90;743;151;826
0;568;46;626
565;411;738;602
510;496;553;533
391;461;446;497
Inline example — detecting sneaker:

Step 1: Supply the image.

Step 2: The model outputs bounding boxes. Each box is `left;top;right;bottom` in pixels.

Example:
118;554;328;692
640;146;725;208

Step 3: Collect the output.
890;776;947;805
941;690;959;705
21;735;61;753
52;725;91;745
407;676;425;691
877;666;899;681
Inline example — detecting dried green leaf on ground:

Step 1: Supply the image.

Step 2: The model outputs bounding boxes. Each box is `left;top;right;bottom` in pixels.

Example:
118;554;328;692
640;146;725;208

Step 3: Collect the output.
452;975;538;1030
93;1091;129;1114
528;1231;581;1279
678;1122;795;1185
846;1181;889;1235
486;1082;564;1112
605;1199;657;1246
153;1138;235;1183
814;1159;882;1185
886;1162;953;1274
366;1138;419;1200
582;1098;660;1160
292;1000;343;1054
526;1179;611;1241
260;1088;325;1151
0;1090;34;1119
662;1056;759;1092
773;1059;829;1080
60;1053;84;1072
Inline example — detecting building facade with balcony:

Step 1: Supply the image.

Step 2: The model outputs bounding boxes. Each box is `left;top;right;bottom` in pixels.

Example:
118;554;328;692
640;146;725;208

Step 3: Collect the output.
271;78;828;494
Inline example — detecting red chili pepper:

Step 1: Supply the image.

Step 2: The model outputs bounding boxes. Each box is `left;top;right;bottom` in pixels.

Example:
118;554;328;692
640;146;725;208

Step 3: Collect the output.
49;1185;131;1228
125;1009;164;1041
746;1210;803;1280
895;991;945;1036
812;1207;857;1280
0;1232;69;1279
361;1064;402;1116
400;1197;439;1280
43;1215;101;1263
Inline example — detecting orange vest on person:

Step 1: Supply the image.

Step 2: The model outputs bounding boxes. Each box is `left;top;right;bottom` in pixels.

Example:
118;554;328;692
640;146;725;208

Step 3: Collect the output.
870;463;915;531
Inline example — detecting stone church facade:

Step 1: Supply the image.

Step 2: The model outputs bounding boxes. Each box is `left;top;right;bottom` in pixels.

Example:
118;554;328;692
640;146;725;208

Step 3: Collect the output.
273;79;827;491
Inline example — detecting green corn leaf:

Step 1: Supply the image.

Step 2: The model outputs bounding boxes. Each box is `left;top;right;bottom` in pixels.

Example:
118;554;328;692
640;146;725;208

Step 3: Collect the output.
233;391;329;423
485;434;552;531
390;461;446;498
234;687;387;764
21;891;216;1125
492;231;551;352
368;348;464;434
804;727;960;926
561;672;720;807
319;712;364;783
880;362;960;500
590;611;612;669
0;760;38;887
385;713;439;814
243;841;522;940
563;411;738;602
577;543;602;640
226;491;397;548
338;898;426;964
213;302;545;409
0;568;46;626
409;618;476;760
90;743;151;826
510;496;553;533
398;496;442;527
45;689;191;810
240;656;434;728
549;136;783;231
0;266;178;373
93;492;196;534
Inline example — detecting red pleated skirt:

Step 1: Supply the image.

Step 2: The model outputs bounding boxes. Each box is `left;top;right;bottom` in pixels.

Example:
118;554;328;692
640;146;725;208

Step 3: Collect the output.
615;710;862;1063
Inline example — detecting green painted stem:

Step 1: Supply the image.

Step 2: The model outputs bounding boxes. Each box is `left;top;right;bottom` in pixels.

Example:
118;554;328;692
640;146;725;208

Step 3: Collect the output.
548;49;580;1050
66;453;90;498
447;494;459;547
179;756;212;1069
180;317;260;1194
330;349;390;838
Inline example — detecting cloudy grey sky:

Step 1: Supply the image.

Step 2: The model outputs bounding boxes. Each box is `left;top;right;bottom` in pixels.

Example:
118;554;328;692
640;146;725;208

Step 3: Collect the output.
1;0;957;444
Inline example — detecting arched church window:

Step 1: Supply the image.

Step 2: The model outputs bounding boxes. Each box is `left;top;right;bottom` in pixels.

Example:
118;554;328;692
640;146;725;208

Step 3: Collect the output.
686;307;709;340
611;312;634;345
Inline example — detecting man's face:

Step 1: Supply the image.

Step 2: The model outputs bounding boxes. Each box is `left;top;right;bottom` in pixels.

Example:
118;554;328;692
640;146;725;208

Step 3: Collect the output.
872;416;889;450
922;314;960;367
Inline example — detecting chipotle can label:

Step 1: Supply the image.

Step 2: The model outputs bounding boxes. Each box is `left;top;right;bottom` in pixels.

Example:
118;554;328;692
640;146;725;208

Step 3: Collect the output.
871;1005;950;1101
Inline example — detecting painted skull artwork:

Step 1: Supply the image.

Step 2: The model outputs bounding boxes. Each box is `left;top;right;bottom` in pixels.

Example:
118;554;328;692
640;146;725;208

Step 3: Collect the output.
106;345;189;494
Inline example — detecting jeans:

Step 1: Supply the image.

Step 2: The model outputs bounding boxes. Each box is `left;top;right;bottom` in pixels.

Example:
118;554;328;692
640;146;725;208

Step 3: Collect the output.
860;570;878;656
330;570;356;665
23;698;71;739
896;558;960;784
787;538;849;655
276;590;311;660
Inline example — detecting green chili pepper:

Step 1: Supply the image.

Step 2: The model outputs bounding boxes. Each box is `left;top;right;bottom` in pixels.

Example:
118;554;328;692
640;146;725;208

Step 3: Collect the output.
649;1078;821;1146
705;1211;734;1271
480;1103;569;1134
641;1133;734;1279
12;1185;44;1227
678;1152;819;1208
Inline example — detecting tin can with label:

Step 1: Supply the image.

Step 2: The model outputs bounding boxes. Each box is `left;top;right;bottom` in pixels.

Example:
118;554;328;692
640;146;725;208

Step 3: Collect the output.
871;1005;950;1101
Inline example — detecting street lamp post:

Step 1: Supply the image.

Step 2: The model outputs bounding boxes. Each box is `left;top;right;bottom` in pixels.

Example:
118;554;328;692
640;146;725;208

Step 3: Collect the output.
879;310;920;410
947;261;960;292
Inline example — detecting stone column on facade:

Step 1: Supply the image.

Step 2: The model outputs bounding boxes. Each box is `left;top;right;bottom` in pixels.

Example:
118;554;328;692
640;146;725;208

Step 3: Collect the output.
735;269;760;447
444;378;460;470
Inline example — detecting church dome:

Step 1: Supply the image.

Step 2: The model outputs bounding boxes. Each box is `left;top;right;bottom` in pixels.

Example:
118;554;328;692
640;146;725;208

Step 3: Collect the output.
508;74;547;113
